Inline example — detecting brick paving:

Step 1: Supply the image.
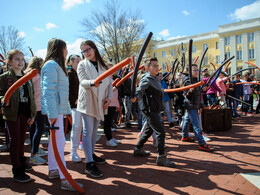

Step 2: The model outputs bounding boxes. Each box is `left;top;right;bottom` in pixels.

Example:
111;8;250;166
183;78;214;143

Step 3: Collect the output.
0;113;260;194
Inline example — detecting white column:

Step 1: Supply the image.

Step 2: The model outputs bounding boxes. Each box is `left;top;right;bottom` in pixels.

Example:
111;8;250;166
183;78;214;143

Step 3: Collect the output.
255;30;260;78
242;32;248;69
219;36;225;62
230;35;236;74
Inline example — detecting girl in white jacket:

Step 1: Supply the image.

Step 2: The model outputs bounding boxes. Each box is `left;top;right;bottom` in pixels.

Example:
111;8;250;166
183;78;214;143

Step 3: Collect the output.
77;40;113;178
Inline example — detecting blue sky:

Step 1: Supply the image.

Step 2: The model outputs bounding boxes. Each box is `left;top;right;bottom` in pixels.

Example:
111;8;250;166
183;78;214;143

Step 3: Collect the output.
1;0;260;59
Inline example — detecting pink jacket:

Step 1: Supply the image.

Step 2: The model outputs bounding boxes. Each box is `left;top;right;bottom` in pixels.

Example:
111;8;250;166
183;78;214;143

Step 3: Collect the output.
32;73;41;111
109;78;119;108
216;77;229;96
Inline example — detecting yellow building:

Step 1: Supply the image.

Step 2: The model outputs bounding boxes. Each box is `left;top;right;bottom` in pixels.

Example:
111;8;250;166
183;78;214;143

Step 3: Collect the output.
147;17;260;77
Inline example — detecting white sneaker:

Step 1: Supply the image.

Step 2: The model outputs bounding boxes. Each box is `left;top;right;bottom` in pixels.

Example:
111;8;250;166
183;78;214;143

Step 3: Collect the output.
37;148;48;157
111;127;116;132
78;143;83;150
71;153;82;163
112;138;121;144
29;154;47;165
106;139;117;147
203;135;211;142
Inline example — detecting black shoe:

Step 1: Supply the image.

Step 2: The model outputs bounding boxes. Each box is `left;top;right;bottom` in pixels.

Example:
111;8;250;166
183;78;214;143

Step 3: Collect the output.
126;123;132;128
85;162;103;177
12;167;31;183
133;147;150;157
93;154;106;164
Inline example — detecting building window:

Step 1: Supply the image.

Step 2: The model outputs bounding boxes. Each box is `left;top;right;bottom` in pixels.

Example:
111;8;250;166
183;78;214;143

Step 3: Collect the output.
203;43;208;51
162;62;166;70
153;52;157;58
249;48;255;59
225;37;230;46
192;45;196;53
162;50;166;58
171;49;175;56
236;35;241;44
226;68;231;75
216;55;220;64
204;57;208;65
225;52;230;59
216;42;219;49
248;32;254;42
236;50;242;60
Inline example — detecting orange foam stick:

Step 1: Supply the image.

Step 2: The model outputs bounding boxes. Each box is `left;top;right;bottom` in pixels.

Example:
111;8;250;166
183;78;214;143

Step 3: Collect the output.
224;61;231;72
235;82;260;85
210;62;216;70
245;61;260;72
116;64;145;88
159;67;162;71
164;80;205;93
165;62;169;72
131;55;135;70
112;78;120;87
193;56;199;64
2;69;38;106
94;58;131;87
50;129;84;193
169;66;173;72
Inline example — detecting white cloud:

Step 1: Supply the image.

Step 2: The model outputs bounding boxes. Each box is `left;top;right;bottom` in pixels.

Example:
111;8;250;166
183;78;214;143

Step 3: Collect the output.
182;10;190;16
46;23;58;30
35;49;47;59
17;31;26;38
33;27;44;32
228;0;260;20
67;38;84;56
62;0;84;10
35;38;84;60
159;29;170;37
168;35;185;40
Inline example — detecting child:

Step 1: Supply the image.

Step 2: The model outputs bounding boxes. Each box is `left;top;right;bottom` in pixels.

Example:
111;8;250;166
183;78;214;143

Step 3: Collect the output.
77;40;113;177
216;72;230;108
25;56;48;165
181;64;214;152
131;58;175;167
231;74;243;117
41;38;83;191
0;49;36;182
67;55;83;163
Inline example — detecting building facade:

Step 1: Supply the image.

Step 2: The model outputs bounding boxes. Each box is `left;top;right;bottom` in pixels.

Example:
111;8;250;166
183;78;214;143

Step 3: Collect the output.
147;17;260;77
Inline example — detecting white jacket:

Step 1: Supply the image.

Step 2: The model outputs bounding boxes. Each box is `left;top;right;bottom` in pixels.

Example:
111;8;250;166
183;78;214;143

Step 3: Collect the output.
77;59;113;121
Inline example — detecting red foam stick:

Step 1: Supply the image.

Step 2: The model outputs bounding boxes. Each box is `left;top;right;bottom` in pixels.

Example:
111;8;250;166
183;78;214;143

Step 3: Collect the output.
2;69;38;106
210;62;216;71
0;53;5;61
159;67;162;71
224;61;231;72
118;104;122;126
164;81;205;93
50;129;84;193
112;78;120;87
245;61;260;72
116;64;145;88
94;58;131;87
193;56;199;64
169;66;173;72
165;62;169;72
0;59;4;63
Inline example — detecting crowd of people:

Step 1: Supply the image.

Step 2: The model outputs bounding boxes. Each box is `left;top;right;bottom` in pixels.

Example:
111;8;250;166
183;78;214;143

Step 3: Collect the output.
0;38;260;191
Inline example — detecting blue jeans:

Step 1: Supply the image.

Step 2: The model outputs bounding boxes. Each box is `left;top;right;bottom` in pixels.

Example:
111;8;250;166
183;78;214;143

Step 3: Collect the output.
182;109;205;145
232;100;239;116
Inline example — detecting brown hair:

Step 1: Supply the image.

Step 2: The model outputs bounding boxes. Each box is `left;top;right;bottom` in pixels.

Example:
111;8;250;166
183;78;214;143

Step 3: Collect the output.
26;56;43;74
80;40;108;70
66;54;80;67
144;58;158;68
41;38;68;76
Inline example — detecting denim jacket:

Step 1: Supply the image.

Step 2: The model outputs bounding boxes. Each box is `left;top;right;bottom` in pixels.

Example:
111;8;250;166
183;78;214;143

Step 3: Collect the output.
41;60;71;119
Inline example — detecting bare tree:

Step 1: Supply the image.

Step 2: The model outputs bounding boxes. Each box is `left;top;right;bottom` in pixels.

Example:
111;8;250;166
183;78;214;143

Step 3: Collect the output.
0;25;25;59
81;0;146;63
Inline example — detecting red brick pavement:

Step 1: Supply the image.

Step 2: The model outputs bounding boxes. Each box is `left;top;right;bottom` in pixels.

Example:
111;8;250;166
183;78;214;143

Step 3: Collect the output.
0;114;260;194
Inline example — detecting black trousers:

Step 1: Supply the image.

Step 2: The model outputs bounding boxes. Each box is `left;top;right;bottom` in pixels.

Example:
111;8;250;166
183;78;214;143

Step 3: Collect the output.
137;111;165;155
104;107;116;141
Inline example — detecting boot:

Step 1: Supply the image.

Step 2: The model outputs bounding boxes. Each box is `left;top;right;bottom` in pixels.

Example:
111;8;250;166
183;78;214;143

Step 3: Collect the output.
20;156;32;171
156;154;175;168
12;167;31;183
